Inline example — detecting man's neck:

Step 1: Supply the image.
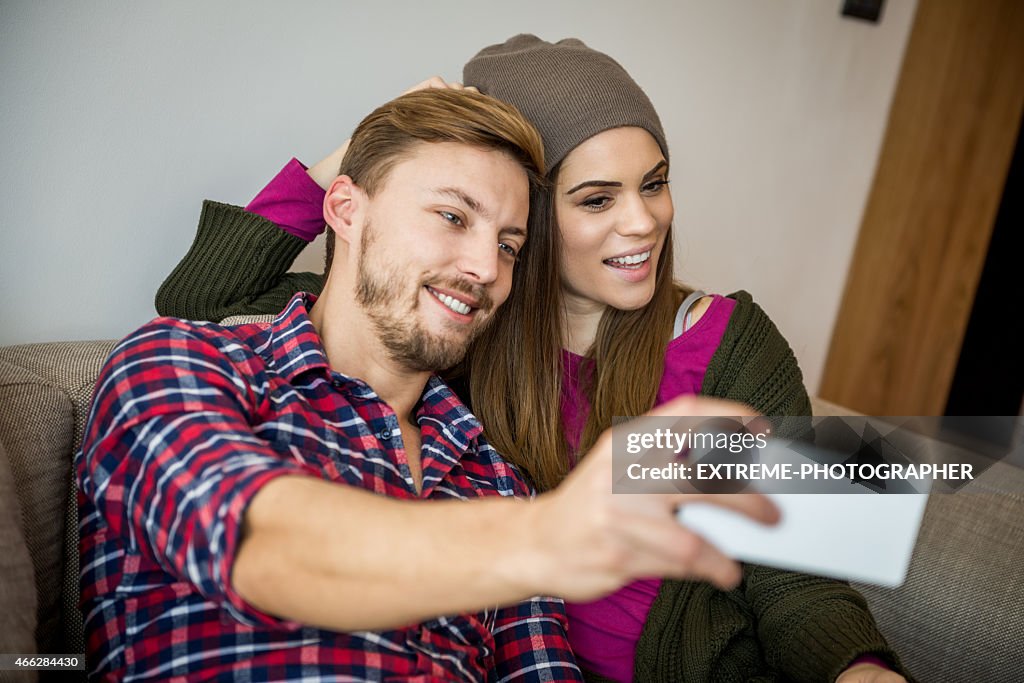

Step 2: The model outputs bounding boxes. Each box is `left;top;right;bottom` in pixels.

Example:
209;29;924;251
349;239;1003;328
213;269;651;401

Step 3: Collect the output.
309;280;431;422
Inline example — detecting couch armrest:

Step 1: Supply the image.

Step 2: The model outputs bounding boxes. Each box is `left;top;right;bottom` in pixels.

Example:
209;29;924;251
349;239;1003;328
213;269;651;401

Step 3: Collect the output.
0;340;117;674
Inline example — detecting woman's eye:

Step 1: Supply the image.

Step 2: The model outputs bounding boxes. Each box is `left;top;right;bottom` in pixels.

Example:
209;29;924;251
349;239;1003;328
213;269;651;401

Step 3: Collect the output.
642;179;670;194
581;195;610;210
439;211;463;226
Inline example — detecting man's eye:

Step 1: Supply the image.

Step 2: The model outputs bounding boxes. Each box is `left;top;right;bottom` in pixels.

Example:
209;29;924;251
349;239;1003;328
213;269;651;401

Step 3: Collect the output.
439;211;463;226
498;242;519;258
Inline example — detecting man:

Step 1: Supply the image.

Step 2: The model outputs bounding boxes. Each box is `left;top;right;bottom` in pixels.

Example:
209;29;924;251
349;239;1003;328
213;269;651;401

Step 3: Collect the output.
78;88;775;681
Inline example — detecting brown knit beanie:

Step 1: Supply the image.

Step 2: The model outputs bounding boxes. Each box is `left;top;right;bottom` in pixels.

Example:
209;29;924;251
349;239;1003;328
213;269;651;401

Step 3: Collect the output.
463;33;668;171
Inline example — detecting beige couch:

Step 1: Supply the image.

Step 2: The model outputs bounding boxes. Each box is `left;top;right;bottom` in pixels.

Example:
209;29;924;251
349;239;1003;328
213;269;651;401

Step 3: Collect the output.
1;339;1021;682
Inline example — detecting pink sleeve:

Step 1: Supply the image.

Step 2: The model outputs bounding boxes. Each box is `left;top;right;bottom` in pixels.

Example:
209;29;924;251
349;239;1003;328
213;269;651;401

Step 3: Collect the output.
245;158;328;242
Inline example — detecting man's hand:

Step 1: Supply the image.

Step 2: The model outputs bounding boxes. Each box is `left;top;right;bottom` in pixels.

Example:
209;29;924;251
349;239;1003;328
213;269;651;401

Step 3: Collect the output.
306;76;477;190
523;395;780;601
236;394;780;630
836;663;907;683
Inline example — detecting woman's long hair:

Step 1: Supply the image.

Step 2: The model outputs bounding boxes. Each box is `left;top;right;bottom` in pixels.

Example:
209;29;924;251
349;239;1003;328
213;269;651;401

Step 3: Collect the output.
467;160;685;492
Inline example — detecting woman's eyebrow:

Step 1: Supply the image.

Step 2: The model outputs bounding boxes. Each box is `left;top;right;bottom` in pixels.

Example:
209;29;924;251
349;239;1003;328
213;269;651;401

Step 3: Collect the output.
566;179;622;195
642;160;669;181
566;160;669;195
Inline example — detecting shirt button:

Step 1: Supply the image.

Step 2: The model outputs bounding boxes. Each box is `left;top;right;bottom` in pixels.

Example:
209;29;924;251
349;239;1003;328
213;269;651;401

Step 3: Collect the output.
380;429;392;440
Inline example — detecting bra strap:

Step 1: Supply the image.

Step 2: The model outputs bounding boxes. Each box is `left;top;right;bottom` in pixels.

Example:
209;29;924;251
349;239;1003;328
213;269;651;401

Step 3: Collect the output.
673;290;707;338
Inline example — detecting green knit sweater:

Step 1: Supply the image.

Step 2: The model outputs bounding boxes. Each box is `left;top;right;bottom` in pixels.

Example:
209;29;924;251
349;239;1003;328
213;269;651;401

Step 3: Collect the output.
624;293;910;682
156;201;323;321
156;201;913;682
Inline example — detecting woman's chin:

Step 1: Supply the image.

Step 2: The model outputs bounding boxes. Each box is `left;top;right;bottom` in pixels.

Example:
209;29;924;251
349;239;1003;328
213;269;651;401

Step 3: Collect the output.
605;289;656;312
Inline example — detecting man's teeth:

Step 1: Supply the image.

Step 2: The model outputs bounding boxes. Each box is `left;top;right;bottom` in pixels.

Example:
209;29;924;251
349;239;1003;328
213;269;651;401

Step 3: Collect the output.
606;250;652;267
430;288;472;315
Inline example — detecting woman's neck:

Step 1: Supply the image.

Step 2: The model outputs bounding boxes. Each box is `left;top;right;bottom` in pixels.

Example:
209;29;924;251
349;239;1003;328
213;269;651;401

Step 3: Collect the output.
562;291;607;356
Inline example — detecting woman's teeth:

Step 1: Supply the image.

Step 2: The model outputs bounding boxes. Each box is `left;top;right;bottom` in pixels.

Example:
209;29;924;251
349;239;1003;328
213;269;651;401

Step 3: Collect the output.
605;250;652;269
429;288;472;315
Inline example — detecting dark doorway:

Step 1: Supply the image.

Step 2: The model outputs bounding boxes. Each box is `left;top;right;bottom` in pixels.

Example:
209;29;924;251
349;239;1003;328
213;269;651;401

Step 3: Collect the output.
945;113;1024;417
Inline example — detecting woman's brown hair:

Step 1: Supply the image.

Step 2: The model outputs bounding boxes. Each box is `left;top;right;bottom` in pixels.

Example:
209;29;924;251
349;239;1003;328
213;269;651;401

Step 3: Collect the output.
468;159;685;492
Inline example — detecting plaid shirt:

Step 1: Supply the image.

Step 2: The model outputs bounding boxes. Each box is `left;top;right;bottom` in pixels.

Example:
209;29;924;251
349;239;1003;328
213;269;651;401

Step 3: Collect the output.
77;293;581;682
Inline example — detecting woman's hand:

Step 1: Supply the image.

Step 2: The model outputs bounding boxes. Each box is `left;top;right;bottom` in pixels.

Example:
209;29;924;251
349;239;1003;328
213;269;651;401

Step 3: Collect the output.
306;139;353;191
306;76;478;190
401;75;478;96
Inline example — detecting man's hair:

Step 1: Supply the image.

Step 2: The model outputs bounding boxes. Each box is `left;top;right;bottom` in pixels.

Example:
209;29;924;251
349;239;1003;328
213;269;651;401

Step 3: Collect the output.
324;89;546;272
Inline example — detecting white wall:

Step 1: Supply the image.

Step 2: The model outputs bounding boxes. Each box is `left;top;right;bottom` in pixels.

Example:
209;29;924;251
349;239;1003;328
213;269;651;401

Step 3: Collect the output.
0;0;917;393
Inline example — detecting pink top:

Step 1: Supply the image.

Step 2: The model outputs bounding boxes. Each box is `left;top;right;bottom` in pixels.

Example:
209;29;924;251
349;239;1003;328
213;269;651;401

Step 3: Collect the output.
245;158;327;241
560;295;736;682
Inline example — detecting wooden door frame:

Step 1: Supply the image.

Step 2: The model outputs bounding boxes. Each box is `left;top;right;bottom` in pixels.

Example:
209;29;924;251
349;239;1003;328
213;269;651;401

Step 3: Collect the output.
820;0;1024;415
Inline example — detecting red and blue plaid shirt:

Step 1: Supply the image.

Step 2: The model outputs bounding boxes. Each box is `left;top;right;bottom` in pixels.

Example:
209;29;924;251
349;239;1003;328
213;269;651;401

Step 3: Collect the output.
77;293;581;682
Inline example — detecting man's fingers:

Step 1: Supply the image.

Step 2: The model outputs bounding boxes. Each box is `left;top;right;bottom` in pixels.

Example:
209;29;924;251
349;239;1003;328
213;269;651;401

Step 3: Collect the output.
648;394;759;419
616;516;743;589
678;493;781;527
679;536;744;589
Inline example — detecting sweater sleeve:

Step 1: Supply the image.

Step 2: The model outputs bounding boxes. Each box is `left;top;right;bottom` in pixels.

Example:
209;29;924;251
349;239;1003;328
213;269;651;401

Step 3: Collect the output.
155;200;324;321
244;157;329;242
742;564;909;682
700;290;812;422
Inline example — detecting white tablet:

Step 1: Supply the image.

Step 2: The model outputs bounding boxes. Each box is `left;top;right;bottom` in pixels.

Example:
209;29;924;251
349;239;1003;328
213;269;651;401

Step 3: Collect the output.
676;442;931;587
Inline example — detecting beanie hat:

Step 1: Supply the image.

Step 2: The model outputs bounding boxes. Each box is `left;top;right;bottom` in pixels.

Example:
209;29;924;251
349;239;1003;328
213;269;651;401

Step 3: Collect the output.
464;33;668;171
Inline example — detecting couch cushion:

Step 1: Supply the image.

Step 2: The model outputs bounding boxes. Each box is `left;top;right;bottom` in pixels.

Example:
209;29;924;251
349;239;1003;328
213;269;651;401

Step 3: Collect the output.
0;357;76;658
0;340;117;662
0;438;39;682
812;398;1023;678
854;460;1024;681
0;341;119;451
219;313;275;326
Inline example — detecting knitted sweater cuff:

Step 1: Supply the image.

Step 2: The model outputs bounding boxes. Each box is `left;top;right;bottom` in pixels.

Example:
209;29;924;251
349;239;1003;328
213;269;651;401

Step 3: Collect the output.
775;600;911;682
155;200;309;321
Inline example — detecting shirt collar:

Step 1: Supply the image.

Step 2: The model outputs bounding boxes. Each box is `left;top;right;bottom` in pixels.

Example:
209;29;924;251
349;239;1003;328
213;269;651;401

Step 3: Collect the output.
264;292;332;383
265;293;485;442
417;374;485;443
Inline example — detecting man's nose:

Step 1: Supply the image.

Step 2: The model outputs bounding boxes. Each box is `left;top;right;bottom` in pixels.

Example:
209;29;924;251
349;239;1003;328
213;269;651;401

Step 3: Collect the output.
456;232;499;284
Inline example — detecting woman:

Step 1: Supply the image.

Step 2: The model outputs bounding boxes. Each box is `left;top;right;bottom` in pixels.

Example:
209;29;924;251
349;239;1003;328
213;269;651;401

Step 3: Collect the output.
157;35;910;683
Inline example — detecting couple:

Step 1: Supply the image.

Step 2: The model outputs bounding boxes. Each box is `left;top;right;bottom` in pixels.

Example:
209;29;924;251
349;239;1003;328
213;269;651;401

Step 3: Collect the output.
79;35;911;681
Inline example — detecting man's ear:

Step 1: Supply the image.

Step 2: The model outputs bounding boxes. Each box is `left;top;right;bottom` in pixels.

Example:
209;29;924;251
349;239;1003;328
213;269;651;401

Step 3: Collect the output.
323;175;363;246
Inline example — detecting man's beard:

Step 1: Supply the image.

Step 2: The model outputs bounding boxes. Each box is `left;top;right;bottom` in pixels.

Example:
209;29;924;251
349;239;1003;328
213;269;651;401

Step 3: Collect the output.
355;220;496;372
